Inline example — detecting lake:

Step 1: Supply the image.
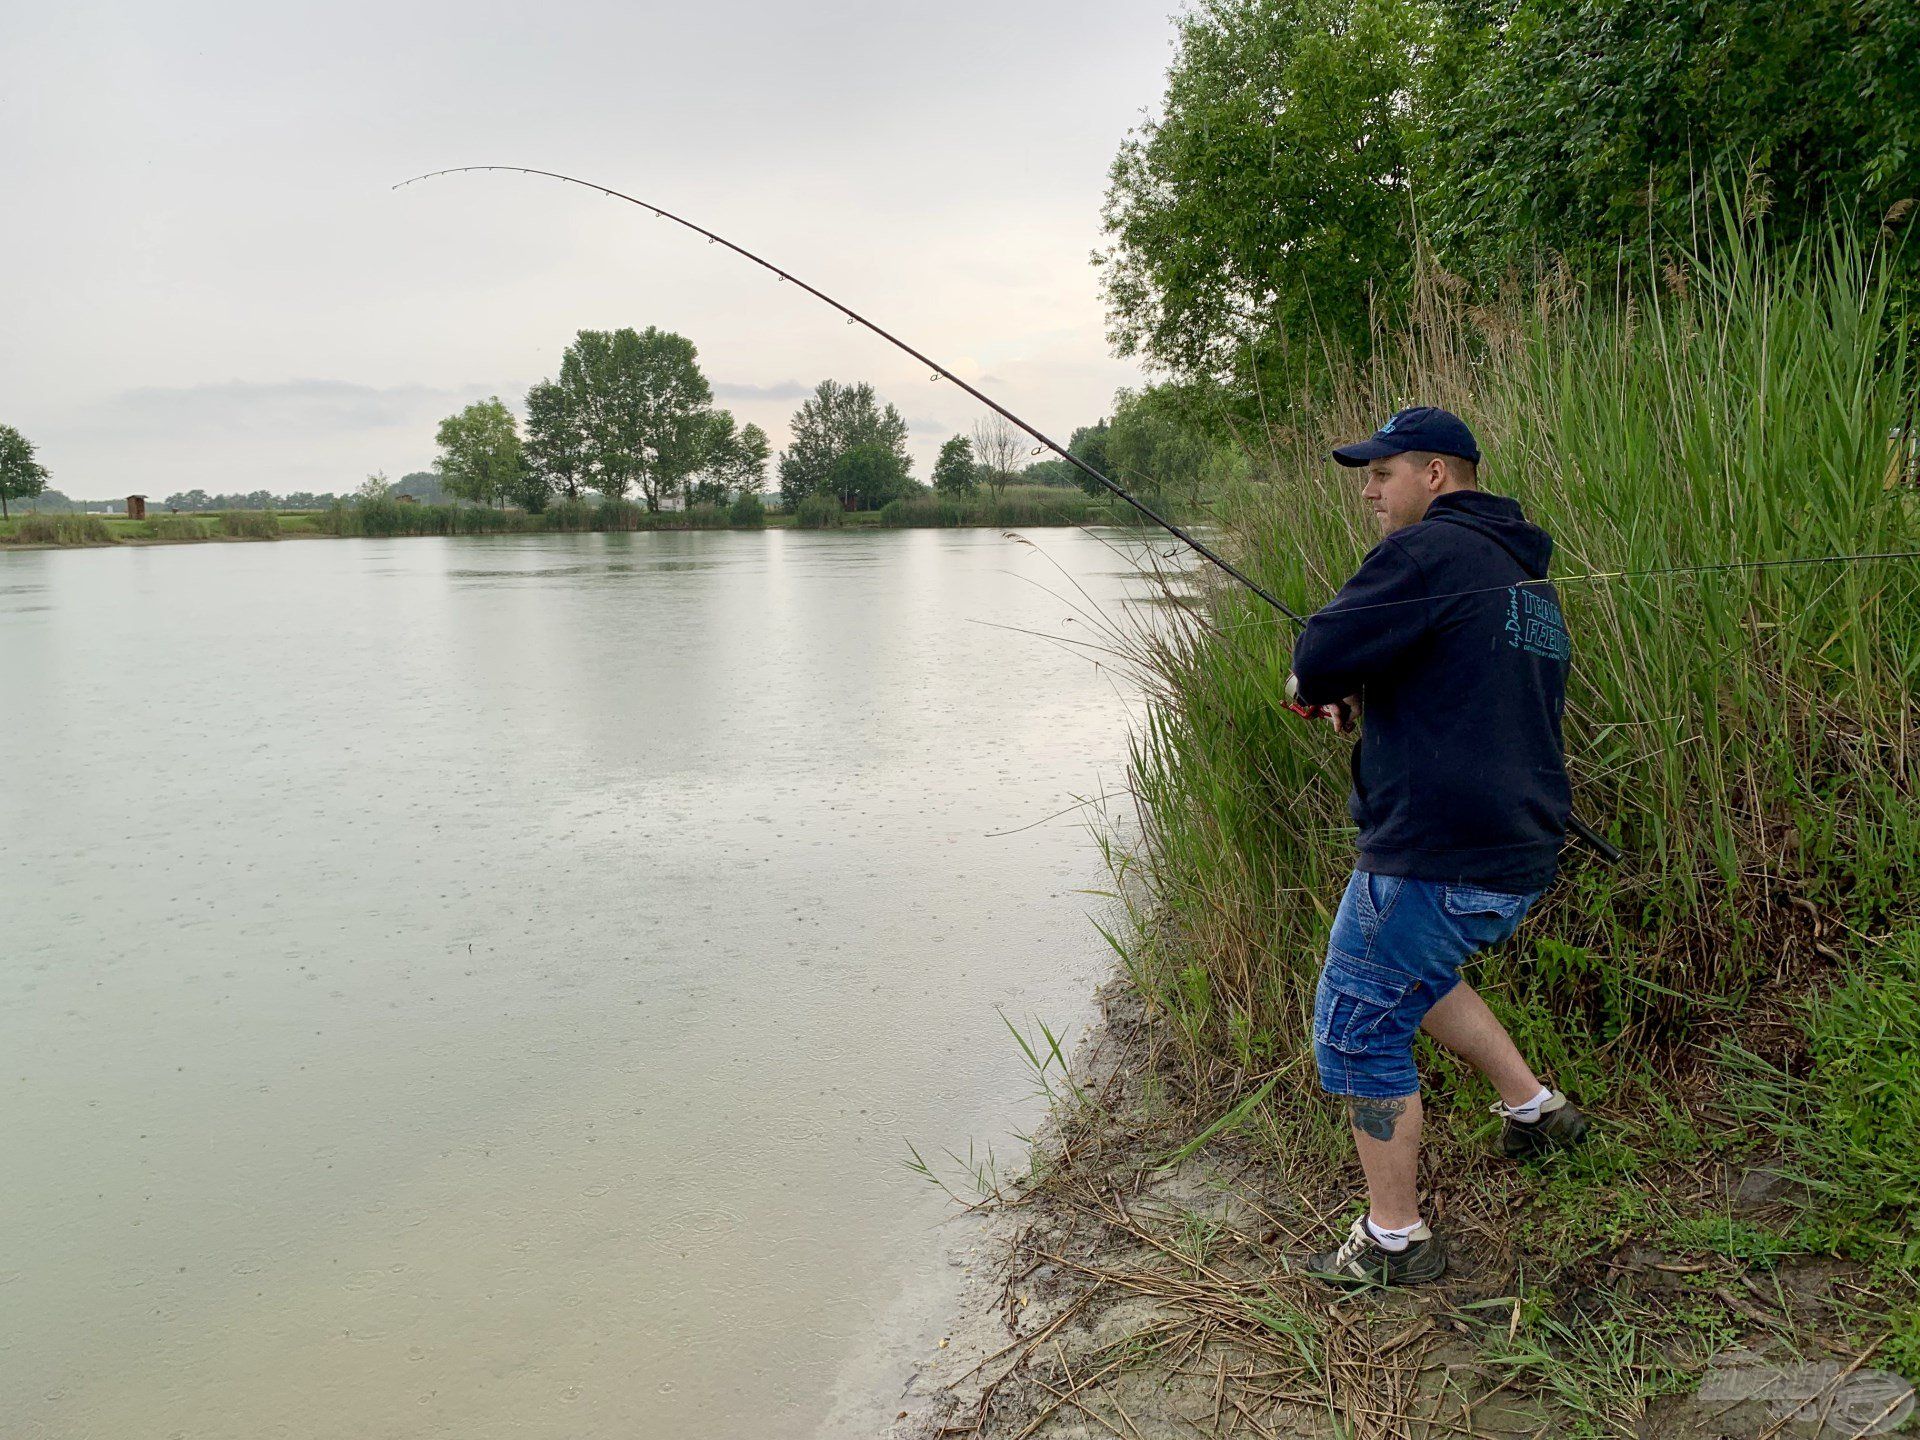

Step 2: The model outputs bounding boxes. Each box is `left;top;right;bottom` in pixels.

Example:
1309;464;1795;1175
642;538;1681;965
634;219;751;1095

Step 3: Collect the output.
0;527;1157;1439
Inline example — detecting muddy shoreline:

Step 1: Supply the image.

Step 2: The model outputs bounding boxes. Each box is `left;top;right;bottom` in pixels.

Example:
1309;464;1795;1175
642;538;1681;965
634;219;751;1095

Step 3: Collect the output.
887;981;1913;1439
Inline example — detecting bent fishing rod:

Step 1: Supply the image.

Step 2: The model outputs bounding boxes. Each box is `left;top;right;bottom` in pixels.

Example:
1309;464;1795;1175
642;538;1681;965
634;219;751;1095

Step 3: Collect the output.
394;165;1623;863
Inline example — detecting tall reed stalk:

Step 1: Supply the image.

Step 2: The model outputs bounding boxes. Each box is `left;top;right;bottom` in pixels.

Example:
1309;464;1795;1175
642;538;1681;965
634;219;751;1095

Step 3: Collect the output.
1118;221;1919;1098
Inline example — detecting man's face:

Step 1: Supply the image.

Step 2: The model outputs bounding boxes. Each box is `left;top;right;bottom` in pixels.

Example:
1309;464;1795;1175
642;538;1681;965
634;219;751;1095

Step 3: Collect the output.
1360;452;1442;536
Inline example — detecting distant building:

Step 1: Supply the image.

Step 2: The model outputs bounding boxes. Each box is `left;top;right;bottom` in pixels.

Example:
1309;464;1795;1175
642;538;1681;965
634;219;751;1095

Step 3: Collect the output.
126;494;148;521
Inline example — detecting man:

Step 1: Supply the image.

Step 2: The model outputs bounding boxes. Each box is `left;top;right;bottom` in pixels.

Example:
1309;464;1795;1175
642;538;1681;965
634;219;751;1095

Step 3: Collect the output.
1288;406;1589;1287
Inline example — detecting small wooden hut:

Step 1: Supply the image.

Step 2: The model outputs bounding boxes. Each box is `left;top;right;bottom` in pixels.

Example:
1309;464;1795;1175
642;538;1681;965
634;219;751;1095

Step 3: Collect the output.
126;494;148;521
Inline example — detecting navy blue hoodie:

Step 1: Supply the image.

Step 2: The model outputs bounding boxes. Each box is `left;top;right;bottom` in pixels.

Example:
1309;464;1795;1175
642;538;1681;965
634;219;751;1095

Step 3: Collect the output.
1291;490;1571;891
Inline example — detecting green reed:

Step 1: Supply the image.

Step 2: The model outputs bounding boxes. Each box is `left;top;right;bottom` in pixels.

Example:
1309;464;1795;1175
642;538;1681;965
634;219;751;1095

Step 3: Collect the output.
219;510;281;538
8;514;115;545
878;486;1120;528
145;515;216;540
1116;219;1918;1087
315;500;538;536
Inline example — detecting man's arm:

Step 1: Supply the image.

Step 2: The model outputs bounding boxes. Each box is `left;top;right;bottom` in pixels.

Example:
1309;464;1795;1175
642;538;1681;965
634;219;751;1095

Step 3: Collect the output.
1291;538;1432;705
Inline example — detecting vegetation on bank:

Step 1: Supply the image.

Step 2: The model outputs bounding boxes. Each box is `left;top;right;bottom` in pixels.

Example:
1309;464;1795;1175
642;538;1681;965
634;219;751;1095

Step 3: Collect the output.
1068;216;1920;1426
0;511;317;545
0;485;1149;546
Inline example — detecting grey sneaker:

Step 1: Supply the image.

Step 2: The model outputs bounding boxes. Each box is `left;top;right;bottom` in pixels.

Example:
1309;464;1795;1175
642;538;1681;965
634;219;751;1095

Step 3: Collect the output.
1498;1090;1591;1159
1302;1216;1448;1287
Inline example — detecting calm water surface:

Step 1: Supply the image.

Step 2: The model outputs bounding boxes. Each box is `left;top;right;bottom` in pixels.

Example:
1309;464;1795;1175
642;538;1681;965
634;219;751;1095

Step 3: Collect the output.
0;528;1158;1439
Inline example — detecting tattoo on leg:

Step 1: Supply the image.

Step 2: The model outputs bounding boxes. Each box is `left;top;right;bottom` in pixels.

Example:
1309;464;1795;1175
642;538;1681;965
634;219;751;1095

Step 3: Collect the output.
1348;1094;1409;1142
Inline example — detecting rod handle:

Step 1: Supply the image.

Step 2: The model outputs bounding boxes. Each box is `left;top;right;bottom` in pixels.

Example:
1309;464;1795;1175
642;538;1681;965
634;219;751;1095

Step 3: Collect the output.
1568;813;1624;864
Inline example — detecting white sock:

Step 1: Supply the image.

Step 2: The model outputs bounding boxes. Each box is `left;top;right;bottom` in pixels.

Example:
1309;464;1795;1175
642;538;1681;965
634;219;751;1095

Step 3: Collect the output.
1501;1086;1556;1123
1365;1216;1422;1253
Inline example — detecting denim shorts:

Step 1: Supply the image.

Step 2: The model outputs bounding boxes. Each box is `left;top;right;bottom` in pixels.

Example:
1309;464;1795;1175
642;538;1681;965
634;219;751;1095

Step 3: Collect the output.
1312;870;1539;1099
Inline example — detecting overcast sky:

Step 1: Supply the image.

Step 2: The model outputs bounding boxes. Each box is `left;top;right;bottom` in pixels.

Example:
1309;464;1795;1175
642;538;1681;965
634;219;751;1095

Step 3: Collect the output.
1;1;1181;500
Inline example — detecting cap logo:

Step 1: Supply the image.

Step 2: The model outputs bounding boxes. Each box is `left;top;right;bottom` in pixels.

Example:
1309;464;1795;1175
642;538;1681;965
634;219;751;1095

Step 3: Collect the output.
1379;413;1402;434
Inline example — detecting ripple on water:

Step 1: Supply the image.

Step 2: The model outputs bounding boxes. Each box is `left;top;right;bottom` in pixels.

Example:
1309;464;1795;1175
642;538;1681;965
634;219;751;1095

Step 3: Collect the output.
646;1207;744;1250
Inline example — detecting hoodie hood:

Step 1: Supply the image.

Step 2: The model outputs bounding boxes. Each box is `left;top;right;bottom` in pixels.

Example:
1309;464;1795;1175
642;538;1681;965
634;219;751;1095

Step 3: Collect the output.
1421;490;1553;579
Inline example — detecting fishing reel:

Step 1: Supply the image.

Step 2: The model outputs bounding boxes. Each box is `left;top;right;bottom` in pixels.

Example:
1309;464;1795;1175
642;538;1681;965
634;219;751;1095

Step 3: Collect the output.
1284;674;1358;734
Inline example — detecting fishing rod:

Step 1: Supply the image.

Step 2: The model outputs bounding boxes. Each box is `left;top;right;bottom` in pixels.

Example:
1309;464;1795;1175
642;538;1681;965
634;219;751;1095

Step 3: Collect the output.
394;165;1621;862
395;166;1302;624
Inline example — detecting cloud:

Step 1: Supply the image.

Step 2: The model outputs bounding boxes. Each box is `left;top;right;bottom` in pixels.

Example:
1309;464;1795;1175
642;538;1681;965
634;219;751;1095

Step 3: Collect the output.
710;379;814;402
71;378;519;439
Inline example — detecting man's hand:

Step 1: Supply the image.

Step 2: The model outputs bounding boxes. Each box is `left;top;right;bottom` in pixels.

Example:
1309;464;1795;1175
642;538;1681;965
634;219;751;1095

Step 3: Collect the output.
1285;675;1362;735
1313;695;1361;735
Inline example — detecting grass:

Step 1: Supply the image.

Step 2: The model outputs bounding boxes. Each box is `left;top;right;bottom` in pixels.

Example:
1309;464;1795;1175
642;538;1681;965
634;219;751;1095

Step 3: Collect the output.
1109;214;1918;1094
144;515;216;540
1724;930;1920;1269
219;509;280;538
793;492;847;528
2;486;1139;547
962;214;1920;1433
1;511;325;544
878;485;1133;528
7;514;116;545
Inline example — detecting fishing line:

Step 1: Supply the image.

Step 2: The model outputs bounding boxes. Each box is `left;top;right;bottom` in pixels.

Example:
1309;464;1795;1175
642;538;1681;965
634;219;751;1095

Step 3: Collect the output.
394;165;1621;860
1253;547;1920;623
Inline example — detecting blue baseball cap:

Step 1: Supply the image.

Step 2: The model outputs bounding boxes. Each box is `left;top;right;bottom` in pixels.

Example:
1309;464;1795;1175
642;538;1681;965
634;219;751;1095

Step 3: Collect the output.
1332;406;1481;467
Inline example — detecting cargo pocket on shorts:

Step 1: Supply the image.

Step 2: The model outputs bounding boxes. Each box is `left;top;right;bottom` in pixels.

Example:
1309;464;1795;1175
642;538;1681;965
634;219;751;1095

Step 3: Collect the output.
1313;951;1420;1057
1441;885;1534;948
1442;886;1529;919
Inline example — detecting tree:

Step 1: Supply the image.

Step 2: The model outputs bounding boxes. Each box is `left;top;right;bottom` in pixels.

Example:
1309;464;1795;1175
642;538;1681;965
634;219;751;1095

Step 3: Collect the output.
727;422;772;496
523;378;591;502
932;434;978;496
390;471;448;504
826;442;915;511
778;380;912;506
1106;388;1216;504
558;327;715;510
434;397;526;507
0;425;50;519
1066;421;1115;496
970;414;1027;498
1418;0;1920;287
1097;0;1422;391
688;413;772;506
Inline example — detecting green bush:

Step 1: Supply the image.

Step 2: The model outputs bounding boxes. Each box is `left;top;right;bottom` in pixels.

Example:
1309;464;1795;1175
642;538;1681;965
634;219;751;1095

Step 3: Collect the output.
879;496;972;527
1115;219;1920;1081
729;491;766;528
593;499;643;531
794;493;846;529
220;510;280;539
10;514;113;545
679;503;730;530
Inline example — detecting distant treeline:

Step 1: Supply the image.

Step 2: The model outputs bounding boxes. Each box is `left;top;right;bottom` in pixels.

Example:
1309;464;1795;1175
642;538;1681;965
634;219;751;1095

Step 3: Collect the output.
313;483;1140;537
4;472;452;514
417;323;1237;524
156;473;449;511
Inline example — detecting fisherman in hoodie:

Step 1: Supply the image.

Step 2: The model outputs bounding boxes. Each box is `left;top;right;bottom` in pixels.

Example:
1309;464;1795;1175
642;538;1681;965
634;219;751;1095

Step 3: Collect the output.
1287;407;1591;1287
